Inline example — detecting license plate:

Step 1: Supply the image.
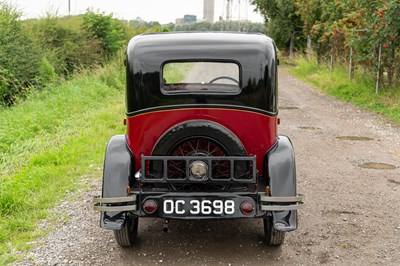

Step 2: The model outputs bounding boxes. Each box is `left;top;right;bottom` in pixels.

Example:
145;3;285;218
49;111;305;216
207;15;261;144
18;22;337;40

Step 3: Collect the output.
162;199;236;216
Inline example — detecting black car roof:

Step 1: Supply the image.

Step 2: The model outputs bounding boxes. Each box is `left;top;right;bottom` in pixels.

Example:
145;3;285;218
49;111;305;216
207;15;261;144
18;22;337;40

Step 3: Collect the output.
125;32;278;115
127;32;274;62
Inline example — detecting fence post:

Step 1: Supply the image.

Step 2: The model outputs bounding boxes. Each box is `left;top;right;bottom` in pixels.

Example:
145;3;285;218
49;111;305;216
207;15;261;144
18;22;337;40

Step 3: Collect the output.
375;43;382;94
307;35;312;61
289;32;295;59
349;46;353;80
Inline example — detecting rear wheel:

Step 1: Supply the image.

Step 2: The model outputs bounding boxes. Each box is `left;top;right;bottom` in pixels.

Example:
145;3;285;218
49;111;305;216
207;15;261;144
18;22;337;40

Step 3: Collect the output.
114;216;138;247
150;121;249;192
167;137;231;180
263;217;285;246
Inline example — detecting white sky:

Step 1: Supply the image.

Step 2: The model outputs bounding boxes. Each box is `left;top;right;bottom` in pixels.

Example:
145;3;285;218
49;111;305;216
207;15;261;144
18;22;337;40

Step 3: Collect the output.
6;0;264;24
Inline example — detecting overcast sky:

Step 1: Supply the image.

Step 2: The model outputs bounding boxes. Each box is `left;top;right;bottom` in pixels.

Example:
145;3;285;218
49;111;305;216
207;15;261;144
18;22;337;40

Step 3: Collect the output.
6;0;264;24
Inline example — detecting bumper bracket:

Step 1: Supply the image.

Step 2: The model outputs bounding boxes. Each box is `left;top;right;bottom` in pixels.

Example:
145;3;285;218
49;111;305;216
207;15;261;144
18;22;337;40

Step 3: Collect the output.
93;195;137;212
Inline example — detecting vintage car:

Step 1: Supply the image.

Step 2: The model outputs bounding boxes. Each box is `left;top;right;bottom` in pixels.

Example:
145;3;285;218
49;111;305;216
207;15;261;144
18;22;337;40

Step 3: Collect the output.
93;32;304;247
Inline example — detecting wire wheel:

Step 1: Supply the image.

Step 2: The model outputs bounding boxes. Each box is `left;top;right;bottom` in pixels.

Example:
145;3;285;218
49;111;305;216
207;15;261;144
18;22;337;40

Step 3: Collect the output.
149;121;248;191
167;137;230;180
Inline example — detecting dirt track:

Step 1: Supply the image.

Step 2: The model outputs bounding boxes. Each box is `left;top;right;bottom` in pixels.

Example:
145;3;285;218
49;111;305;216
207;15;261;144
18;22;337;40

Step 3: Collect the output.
18;69;400;265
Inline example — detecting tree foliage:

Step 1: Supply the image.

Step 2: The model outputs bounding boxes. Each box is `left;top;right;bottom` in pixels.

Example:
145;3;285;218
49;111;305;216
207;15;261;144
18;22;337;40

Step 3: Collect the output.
253;0;400;88
83;11;127;58
295;0;399;86
251;0;305;49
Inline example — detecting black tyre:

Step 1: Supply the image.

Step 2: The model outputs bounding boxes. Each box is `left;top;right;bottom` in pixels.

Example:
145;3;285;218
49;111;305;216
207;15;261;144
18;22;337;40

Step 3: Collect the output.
114;216;138;247
263;217;285;246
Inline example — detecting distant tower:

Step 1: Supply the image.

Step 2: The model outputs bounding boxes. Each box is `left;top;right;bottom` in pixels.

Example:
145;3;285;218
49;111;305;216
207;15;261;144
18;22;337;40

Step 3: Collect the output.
223;0;248;22
203;0;215;23
223;0;249;31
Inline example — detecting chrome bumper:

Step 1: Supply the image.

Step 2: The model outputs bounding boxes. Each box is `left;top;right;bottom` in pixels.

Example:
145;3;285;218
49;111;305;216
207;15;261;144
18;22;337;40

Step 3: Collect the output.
93;195;137;212
260;194;304;211
93;194;304;212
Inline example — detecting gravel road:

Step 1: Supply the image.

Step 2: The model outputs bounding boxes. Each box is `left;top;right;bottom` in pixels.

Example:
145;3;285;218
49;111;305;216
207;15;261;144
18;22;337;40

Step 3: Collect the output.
17;69;400;265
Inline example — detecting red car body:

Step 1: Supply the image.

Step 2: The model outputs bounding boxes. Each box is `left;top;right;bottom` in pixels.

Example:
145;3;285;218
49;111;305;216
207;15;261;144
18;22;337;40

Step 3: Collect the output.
127;108;277;176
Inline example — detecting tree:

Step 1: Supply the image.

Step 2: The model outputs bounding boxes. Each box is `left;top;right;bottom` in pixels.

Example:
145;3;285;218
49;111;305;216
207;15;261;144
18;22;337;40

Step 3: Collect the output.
251;0;305;50
295;0;399;86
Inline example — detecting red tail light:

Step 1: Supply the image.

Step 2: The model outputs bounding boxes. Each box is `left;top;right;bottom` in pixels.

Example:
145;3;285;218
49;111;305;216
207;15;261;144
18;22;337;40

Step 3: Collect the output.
240;201;254;215
143;200;158;214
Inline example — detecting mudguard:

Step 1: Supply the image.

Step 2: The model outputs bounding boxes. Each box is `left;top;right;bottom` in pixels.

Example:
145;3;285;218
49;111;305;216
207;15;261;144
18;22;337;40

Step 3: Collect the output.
100;135;133;230
265;136;298;231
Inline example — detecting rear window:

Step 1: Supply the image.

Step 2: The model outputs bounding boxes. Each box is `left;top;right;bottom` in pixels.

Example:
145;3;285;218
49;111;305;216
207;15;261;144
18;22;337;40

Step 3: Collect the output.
162;62;241;94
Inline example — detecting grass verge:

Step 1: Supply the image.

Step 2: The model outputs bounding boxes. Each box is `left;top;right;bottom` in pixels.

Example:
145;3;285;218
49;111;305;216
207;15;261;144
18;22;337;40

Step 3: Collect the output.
287;56;400;125
0;61;125;264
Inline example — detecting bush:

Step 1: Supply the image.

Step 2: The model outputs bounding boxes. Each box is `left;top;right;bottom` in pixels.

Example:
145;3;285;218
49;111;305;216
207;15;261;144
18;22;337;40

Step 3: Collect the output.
28;15;105;77
0;2;42;105
0;4;131;107
0;67;22;106
83;11;127;58
40;58;58;85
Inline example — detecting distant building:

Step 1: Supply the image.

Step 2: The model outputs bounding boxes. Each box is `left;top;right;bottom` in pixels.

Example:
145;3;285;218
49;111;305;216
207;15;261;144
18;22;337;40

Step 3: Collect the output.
175;18;184;25
203;0;215;23
184;14;197;24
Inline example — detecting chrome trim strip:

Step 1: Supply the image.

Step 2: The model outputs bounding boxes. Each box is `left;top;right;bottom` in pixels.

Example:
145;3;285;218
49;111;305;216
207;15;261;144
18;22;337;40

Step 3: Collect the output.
260;194;304;211
260;194;304;203
261;203;304;211
93;195;136;204
126;105;277;118
93;196;137;212
93;205;137;212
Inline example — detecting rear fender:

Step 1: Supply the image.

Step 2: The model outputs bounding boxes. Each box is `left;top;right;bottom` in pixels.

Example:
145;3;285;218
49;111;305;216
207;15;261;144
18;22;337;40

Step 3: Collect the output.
265;136;298;231
100;135;134;230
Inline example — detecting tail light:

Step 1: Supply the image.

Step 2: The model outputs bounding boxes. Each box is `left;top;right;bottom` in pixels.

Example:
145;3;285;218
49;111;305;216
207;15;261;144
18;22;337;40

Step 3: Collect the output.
240;201;254;215
143;199;158;214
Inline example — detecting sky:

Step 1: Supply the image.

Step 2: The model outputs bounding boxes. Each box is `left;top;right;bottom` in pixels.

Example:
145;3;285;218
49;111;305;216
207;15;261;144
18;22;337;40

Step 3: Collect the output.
6;0;264;24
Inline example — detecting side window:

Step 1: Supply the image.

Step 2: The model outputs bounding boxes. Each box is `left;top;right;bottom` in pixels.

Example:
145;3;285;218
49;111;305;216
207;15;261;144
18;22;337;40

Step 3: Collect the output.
162;62;241;95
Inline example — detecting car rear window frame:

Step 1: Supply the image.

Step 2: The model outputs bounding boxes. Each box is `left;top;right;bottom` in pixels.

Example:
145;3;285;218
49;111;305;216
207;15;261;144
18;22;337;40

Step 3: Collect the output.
160;60;242;96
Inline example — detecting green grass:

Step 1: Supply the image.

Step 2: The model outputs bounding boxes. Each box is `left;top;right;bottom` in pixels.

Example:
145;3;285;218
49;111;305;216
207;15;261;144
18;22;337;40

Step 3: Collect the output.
288;57;400;125
0;61;125;264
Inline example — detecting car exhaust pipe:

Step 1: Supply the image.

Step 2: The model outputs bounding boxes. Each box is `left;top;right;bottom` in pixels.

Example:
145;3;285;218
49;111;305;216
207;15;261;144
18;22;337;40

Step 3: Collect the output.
163;219;169;233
